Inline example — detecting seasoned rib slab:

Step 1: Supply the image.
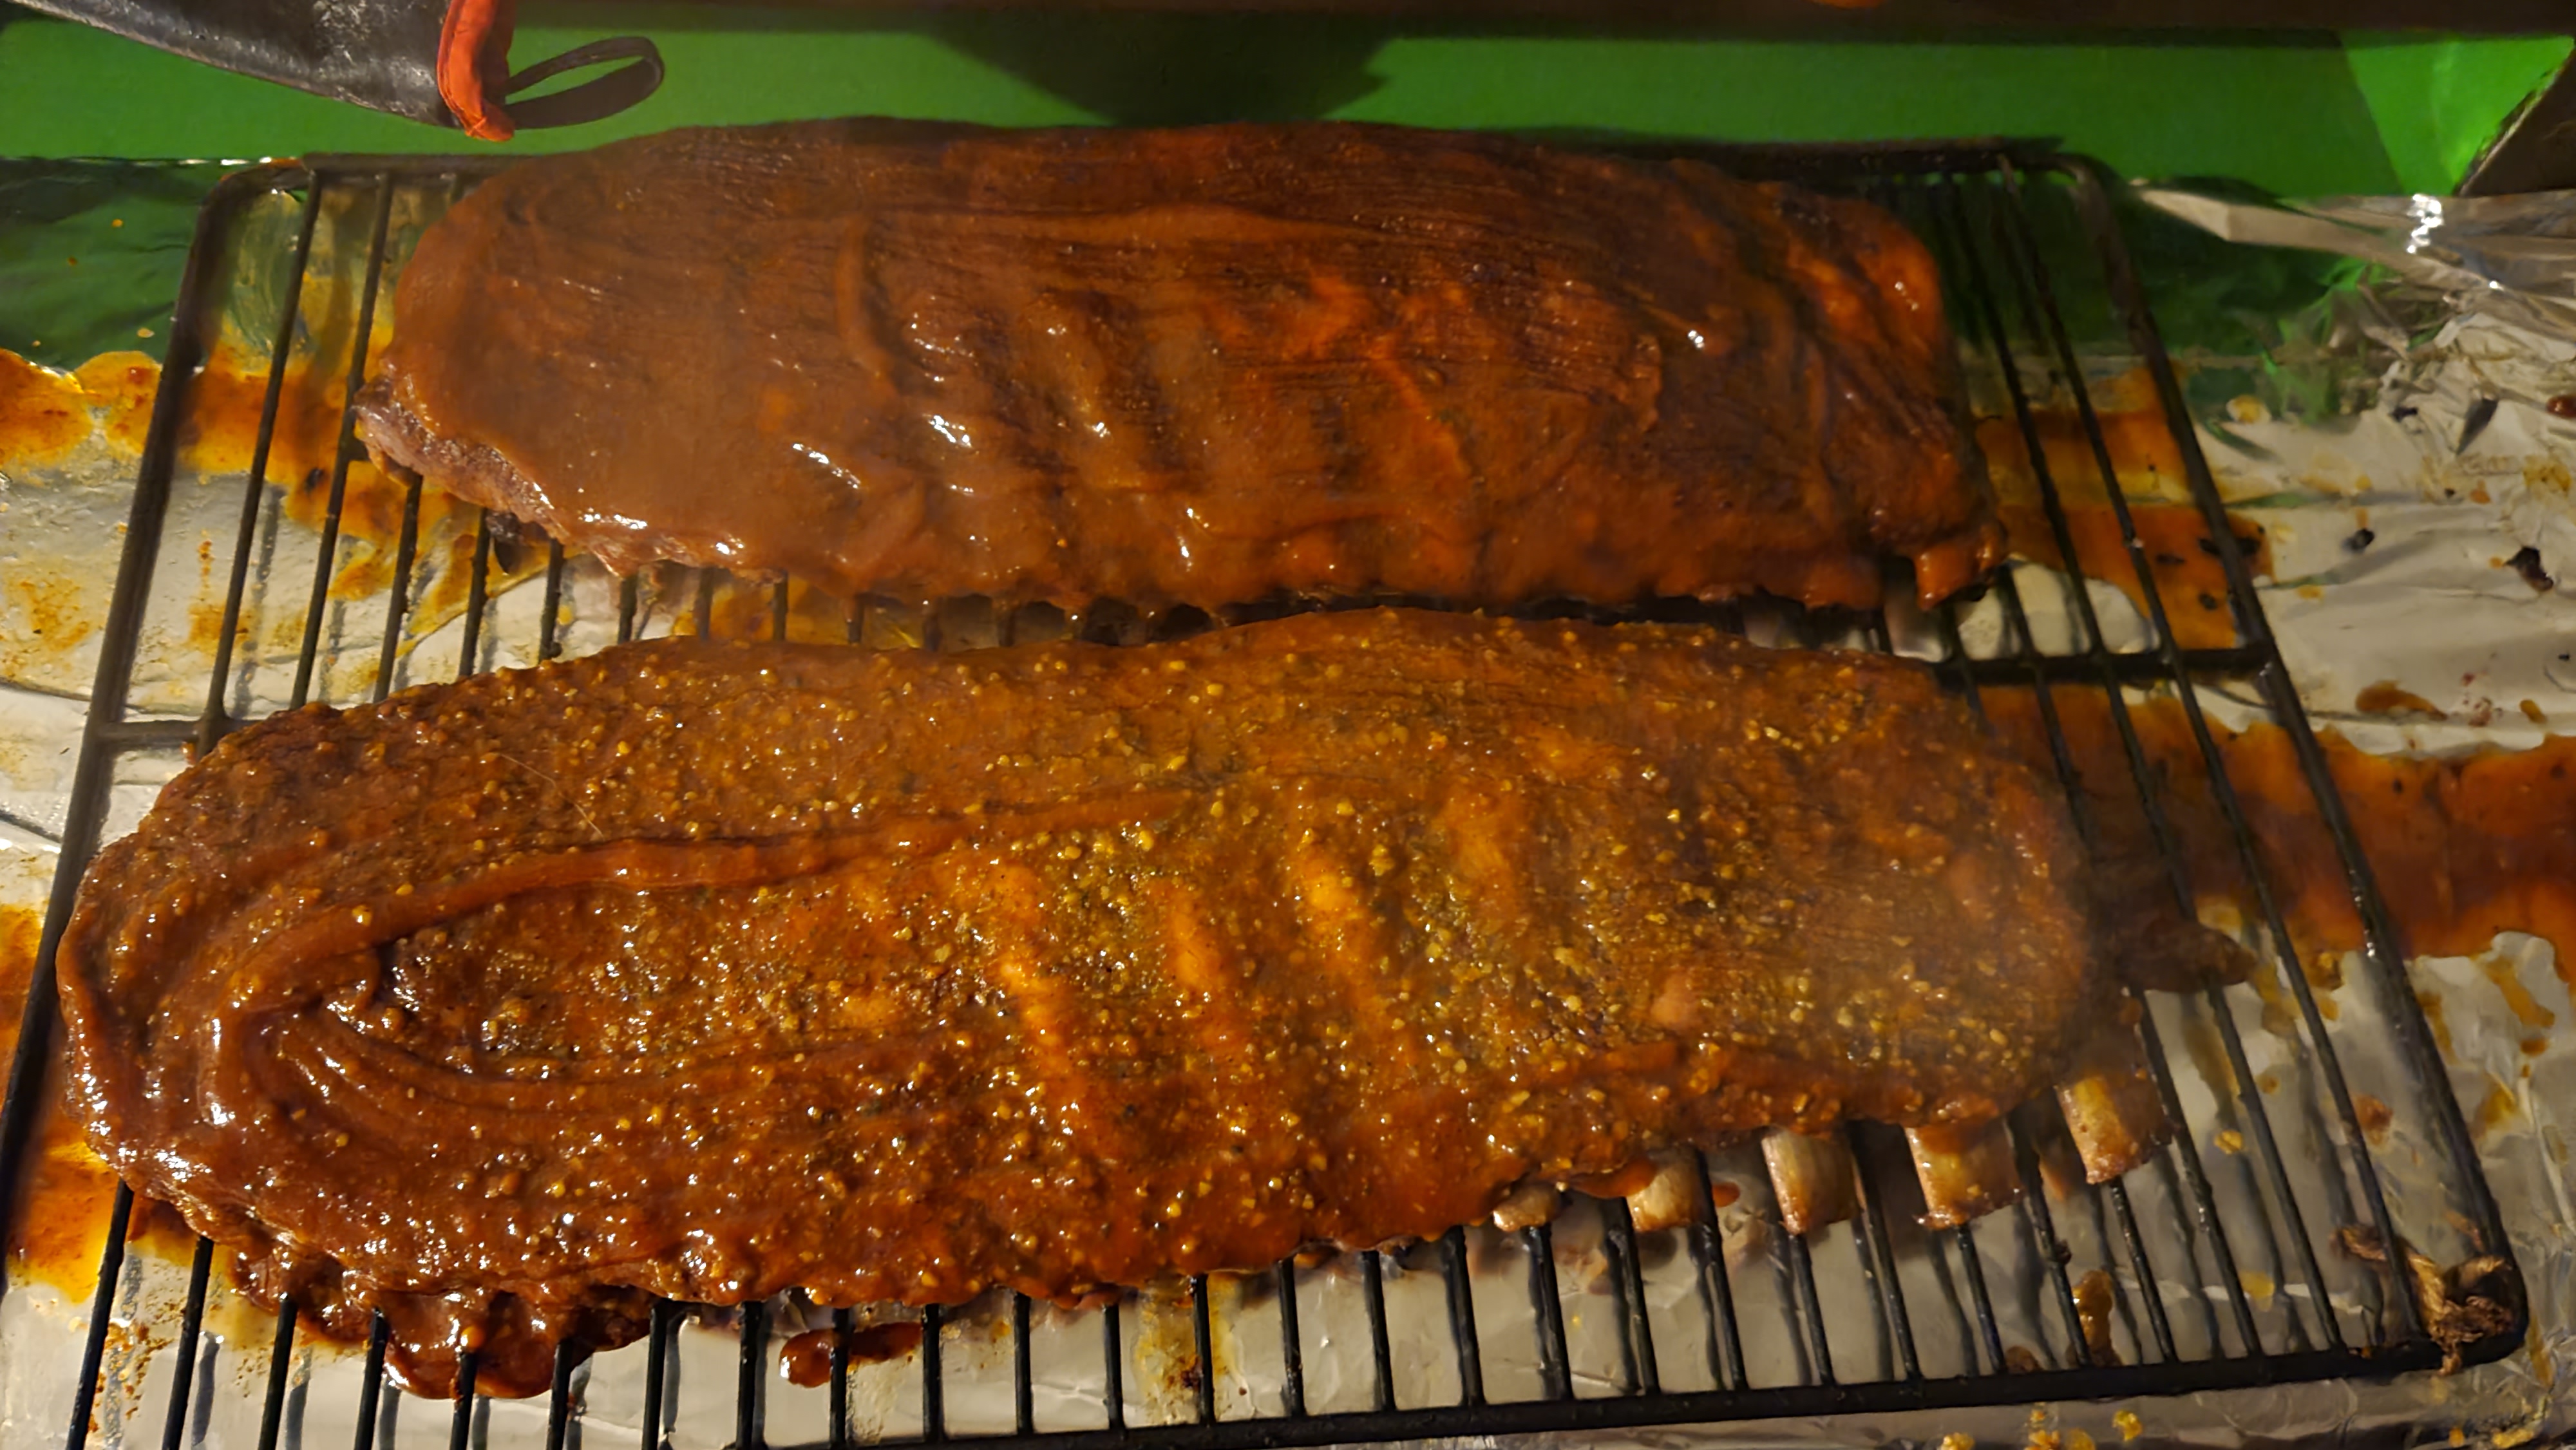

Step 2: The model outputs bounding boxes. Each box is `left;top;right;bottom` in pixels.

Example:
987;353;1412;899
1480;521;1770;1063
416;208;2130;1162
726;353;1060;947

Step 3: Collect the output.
61;610;2095;1395
357;120;2002;612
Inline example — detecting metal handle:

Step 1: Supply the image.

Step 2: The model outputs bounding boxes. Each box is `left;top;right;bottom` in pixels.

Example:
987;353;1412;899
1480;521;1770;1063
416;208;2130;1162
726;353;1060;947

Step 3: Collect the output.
493;34;665;131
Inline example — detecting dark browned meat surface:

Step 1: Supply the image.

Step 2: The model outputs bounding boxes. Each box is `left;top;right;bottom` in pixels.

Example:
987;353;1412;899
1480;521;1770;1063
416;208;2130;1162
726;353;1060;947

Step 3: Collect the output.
356;121;2002;612
61;609;2096;1397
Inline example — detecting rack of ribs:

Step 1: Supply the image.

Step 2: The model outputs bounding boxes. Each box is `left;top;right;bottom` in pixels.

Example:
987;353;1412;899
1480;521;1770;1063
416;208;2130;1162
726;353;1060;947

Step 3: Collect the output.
355;120;2002;613
59;608;2181;1397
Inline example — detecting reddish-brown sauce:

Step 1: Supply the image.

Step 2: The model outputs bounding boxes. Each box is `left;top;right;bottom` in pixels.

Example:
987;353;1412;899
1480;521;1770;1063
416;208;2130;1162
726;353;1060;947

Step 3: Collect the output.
1995;502;2268;652
0;346;339;480
1973;371;2271;652
780;1319;926;1386
357;121;2002;614
2072;1267;2119;1365
175;348;499;608
1985;691;2576;974
0;350;101;466
0;344;497;624
779;1328;836;1388
0;905;132;1299
857;1321;925;1367
1971;370;2188;507
2354;681;2448;720
62;610;2116;1397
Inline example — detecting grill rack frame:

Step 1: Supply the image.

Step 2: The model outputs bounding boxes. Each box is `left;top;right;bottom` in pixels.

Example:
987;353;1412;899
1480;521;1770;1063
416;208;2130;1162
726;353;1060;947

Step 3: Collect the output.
0;138;2524;1450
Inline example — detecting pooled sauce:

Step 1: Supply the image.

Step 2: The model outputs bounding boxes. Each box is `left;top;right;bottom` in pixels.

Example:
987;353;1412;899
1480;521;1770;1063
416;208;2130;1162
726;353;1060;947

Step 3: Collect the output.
1;346;343;484
780;1328;835;1389
0;343;512;630
779;1319;925;1388
1985;692;2576;970
0;349;99;466
2072;1268;2119;1365
0;905;129;1299
357;120;2003;615
1973;373;2273;652
62;610;2119;1397
2355;681;2448;719
1995;502;2269;651
851;1321;925;1366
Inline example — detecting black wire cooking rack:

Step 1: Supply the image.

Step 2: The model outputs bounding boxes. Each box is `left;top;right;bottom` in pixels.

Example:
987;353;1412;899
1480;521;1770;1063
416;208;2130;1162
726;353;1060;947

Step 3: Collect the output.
0;139;2524;1450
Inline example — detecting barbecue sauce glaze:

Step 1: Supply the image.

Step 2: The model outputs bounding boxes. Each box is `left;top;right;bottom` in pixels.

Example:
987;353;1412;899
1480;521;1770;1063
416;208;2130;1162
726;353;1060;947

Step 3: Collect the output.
358;121;2002;613
62;610;2105;1395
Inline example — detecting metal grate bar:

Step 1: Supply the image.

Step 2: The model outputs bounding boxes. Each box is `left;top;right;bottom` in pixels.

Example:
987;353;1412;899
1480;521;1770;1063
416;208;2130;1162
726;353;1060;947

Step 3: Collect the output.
2258;665;2501;1283
1842;1219;1893;1380
642;1300;678;1450
453;1358;483;1450
1357;1255;1403;1412
1440;1227;1486;1407
2139;1008;2267;1353
1012;1295;1037;1435
2008;1120;2094;1368
156;1236;219;1450
256;1301;302;1450
1102;1299;1126;1432
1846;1136;1922;1380
196;181;325;754
1952;1227;2008;1373
1273;1263;1306;1417
459;510;496;678
1604;1199;1662;1395
1522;1225;1574;1400
2104;1179;2181;1361
1921;583;2110;1374
1781;1227;1835;1385
923;1302;949;1442
1189;1277;1218;1424
1687;1151;1748;1392
547;1343;582;1450
64;1183;136;1450
370;473;427;701
289;176;397;710
737;1300;770;1450
352;1315;393;1450
829;1308;854;1450
2197;975;2346;1350
1359;1250;1397;1411
541;540;569;659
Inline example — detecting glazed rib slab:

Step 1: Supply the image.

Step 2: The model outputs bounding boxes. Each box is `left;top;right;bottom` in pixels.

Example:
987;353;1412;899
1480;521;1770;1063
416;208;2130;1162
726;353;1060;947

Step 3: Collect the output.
356;120;2002;612
60;609;2099;1397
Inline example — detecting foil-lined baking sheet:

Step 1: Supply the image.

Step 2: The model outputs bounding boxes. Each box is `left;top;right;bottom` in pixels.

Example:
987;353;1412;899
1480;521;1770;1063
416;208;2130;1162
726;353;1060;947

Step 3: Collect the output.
1;160;2572;1450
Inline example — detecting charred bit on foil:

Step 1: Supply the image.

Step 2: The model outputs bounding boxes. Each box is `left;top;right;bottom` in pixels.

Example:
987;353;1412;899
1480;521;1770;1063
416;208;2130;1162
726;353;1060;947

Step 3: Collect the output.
2334;1224;2522;1373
